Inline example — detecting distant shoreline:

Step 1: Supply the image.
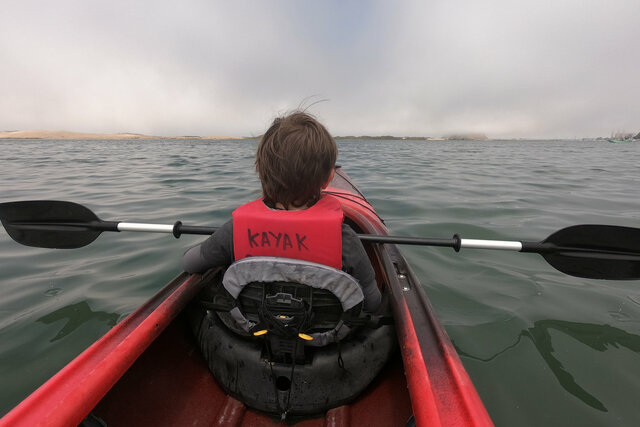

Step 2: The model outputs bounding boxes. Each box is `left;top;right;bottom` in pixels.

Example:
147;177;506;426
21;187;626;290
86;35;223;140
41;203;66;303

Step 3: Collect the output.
0;130;246;140
0;130;486;141
0;130;619;141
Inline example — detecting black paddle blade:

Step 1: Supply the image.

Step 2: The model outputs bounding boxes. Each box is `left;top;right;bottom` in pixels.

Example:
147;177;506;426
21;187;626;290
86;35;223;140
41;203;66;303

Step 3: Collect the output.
542;225;640;280
0;201;105;249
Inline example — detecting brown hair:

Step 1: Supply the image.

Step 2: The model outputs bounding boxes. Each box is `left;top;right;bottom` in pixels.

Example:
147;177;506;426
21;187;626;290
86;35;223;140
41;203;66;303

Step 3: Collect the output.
256;111;337;208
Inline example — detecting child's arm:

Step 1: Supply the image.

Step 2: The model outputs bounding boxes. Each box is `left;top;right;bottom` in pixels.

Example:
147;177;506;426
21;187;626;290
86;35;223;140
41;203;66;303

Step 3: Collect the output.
341;225;382;312
182;220;234;273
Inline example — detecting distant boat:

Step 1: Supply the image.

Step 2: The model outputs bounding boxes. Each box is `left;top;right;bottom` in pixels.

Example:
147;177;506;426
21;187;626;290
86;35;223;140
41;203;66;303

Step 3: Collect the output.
607;139;633;143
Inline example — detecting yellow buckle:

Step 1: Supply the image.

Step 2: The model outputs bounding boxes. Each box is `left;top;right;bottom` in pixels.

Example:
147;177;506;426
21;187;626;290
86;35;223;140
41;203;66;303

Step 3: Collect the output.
298;333;313;341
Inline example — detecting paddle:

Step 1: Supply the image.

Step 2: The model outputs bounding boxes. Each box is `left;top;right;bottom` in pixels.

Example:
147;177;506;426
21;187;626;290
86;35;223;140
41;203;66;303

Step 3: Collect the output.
1;200;639;280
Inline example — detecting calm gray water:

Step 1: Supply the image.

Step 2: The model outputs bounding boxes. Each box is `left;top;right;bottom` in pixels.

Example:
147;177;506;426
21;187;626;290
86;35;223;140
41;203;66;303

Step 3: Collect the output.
0;138;639;426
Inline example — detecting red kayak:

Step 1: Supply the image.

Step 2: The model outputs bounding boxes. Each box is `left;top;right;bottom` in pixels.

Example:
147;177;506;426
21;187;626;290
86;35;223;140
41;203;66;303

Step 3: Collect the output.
0;167;493;426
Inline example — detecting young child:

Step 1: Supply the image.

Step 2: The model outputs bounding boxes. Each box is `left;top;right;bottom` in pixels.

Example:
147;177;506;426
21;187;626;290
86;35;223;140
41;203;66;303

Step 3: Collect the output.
182;111;381;313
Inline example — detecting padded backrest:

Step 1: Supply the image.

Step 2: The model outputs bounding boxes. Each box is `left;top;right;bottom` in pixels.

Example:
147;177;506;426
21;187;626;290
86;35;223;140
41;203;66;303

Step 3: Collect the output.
221;257;365;346
223;257;364;311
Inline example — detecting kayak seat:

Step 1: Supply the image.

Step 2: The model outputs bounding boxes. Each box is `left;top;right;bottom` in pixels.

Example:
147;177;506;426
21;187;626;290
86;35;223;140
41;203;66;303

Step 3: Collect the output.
221;257;368;350
193;256;397;416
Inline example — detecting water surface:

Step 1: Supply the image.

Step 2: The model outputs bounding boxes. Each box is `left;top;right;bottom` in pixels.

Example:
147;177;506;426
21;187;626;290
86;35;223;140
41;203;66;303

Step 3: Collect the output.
1;138;639;426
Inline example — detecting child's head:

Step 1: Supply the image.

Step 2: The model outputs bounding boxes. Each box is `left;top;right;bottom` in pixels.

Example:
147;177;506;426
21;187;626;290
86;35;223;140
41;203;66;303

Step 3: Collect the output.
256;111;337;208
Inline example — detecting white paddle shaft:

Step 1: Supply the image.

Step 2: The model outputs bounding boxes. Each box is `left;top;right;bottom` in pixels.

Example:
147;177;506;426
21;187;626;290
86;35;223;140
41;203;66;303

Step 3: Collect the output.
117;222;174;233
460;239;522;251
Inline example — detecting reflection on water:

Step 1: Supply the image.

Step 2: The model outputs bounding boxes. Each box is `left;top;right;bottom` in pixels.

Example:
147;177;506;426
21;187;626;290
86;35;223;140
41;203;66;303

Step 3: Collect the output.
458;320;640;412
36;301;119;342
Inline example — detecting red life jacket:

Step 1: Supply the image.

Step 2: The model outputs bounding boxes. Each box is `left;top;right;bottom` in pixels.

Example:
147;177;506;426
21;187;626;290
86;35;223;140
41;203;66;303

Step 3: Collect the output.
232;195;343;269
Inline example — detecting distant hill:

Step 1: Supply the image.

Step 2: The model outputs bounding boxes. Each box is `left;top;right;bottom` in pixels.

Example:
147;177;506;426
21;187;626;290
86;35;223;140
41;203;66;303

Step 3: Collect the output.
335;135;426;140
443;133;488;141
335;134;490;141
335;133;489;141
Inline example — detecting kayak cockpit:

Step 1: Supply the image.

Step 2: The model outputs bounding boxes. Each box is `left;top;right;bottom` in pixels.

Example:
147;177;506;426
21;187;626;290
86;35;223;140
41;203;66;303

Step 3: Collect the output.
90;263;412;426
190;257;397;418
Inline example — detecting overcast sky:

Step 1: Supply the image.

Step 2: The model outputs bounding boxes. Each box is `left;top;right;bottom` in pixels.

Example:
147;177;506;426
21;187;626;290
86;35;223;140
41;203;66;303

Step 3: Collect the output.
1;0;639;138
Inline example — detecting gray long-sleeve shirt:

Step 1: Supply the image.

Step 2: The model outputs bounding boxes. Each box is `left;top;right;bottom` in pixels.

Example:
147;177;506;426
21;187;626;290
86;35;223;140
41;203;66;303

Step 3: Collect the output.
183;220;381;312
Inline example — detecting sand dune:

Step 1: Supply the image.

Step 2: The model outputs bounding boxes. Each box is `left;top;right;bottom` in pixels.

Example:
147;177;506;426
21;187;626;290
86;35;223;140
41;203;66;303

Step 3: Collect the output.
0;130;244;140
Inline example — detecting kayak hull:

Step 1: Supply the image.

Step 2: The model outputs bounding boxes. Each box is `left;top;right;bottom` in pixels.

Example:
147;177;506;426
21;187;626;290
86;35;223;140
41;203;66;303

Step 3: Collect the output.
0;167;493;426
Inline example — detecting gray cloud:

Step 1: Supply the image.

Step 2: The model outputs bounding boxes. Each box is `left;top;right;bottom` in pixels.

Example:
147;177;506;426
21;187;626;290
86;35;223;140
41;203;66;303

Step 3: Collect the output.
1;0;639;138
